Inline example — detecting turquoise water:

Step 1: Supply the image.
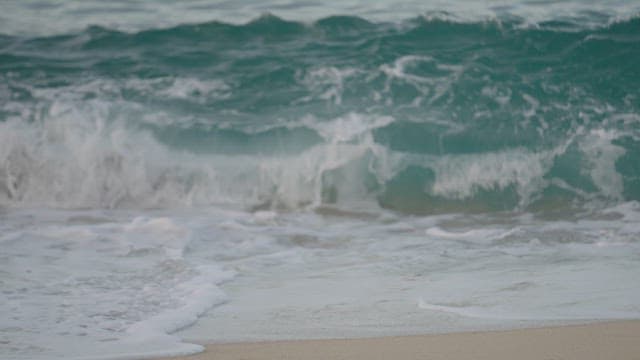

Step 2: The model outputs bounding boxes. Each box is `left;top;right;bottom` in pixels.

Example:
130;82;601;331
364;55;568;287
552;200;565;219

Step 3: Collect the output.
1;2;640;360
1;12;639;213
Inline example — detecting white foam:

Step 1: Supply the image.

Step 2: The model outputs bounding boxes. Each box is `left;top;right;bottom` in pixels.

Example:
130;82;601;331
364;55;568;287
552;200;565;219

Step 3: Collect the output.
417;299;524;320
0;211;235;360
1;86;400;210
2;0;638;36
304;112;394;143
126;264;234;339
481;85;512;106
296;67;360;105
4;201;640;359
379;55;463;106
126;78;231;102
579;129;626;200
176;205;640;344
0;92;631;212
426;226;520;242
427;148;553;205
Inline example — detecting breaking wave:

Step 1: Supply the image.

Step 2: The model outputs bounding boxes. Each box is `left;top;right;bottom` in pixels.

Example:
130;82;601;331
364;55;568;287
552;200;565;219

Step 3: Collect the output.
1;14;639;213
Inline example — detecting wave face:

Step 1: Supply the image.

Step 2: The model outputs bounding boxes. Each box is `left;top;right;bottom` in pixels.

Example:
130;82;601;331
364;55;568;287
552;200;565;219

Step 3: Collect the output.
1;14;639;213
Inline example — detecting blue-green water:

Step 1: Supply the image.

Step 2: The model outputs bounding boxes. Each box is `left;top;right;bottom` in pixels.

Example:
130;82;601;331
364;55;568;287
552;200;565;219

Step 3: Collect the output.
2;4;640;360
1;12;639;213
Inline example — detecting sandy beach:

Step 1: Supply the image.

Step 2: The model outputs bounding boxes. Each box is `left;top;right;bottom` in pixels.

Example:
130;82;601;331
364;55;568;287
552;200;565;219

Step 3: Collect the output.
161;321;640;360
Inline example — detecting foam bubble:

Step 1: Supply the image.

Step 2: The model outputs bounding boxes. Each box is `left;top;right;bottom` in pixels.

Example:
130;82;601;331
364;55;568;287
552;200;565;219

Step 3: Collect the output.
296;67;360;105
579;129;625;200
428;148;553;205
379;55;463;106
425;226;520;242
0;211;235;360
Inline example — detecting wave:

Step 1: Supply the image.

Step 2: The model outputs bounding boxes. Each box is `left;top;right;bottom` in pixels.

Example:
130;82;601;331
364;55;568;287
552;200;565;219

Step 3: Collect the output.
1;14;639;213
0;109;636;213
3;13;640;47
2;0;640;36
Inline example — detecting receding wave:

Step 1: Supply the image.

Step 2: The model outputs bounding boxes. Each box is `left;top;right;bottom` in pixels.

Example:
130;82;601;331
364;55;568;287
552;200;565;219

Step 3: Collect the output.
1;14;639;213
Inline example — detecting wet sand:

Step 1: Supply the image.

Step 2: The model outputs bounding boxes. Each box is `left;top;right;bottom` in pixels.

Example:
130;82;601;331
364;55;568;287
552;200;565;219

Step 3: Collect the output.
160;320;640;360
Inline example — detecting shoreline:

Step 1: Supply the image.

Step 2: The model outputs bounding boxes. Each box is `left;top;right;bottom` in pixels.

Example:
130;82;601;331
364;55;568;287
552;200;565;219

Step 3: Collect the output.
159;320;640;360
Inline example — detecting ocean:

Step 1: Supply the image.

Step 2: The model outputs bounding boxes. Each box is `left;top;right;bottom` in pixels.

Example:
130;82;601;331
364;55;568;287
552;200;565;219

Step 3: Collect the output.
1;1;640;359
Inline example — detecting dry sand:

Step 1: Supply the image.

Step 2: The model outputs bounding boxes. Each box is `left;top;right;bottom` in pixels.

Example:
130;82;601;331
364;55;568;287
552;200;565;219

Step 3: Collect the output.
161;320;640;360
